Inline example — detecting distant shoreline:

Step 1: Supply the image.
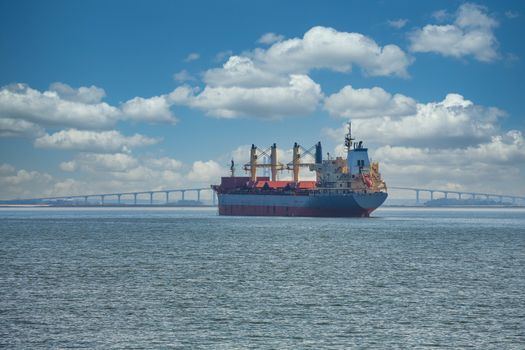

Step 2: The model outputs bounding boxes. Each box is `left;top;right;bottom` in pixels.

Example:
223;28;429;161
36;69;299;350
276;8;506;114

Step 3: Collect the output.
0;204;217;208
384;204;524;209
1;204;523;209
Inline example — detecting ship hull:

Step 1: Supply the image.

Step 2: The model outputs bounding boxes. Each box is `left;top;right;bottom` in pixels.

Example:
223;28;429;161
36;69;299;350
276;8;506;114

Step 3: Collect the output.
217;192;387;217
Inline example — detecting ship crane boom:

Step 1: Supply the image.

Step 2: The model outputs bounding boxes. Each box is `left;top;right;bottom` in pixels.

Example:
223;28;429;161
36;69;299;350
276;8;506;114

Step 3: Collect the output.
243;143;285;182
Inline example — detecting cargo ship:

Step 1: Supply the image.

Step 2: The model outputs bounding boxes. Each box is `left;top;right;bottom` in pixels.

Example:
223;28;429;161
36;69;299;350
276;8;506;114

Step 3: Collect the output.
212;123;387;217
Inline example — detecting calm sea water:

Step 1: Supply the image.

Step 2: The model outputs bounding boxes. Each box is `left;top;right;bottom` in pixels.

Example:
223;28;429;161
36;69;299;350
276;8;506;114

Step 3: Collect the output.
0;207;524;349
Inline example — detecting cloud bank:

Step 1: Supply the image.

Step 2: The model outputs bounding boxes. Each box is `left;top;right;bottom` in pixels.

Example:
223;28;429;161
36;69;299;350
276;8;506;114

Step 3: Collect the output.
409;3;499;62
171;74;322;119
324;91;504;148
324;85;417;119
34;129;159;153
252;26;412;77
168;26;413;119
323;84;522;193
0;83;178;136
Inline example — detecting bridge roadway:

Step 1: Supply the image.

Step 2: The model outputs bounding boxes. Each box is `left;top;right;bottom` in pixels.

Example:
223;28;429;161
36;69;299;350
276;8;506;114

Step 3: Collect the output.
389;186;525;204
3;186;525;206
11;188;216;206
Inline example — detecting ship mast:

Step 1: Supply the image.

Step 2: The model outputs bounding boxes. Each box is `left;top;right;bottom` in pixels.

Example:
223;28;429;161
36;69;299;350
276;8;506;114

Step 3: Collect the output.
344;122;354;152
230;159;235;177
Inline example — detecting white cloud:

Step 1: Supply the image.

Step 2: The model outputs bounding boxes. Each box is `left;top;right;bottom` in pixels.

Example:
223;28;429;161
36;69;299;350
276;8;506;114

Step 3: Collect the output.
0;83;120;129
0;164;15;175
229;145;251;165
258;32;285;44
184;53;200;62
38;153;215;200
48;178;86;197
0;117;45;137
169;26;412;120
187;160;225;183
505;10;519;19
0;155;225;200
173;69;196;82
432;9;450;21
121;94;178;124
214;50;233;62
252;26;412;77
8;171;181;198
387;19;408;29
324;85;417;119
3;169;52;186
0;164;53;198
108;165;162;182
51;154;209;195
0;83;179;134
322;87;524;195
34;129;159;153
409;3;499;62
145;157;183;171
371;131;525;193
59;161;76;172
55;154;184;191
63;153;139;173
324;93;504;148
49;82;106;104
203;56;287;88
467;130;525;164
171;74;322;119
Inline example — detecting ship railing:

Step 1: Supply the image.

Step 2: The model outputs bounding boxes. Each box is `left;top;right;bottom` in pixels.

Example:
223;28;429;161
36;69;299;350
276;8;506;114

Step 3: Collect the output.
308;187;383;196
309;188;352;196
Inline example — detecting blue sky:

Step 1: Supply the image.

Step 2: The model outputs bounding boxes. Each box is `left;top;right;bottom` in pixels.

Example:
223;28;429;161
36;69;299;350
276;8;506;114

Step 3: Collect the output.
1;0;524;199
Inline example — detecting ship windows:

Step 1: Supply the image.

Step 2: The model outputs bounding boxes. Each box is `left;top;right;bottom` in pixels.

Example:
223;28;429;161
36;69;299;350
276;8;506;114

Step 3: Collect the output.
357;160;365;167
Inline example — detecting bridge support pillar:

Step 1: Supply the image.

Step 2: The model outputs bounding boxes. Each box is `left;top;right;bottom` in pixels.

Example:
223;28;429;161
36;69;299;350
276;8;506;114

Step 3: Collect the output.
197;189;201;202
415;190;420;204
117;194;122;205
149;192;153;205
165;191;169;204
430;191;434;201
212;191;217;206
84;196;88;205
444;192;448;199
101;195;105;205
459;193;462;200
181;190;185;201
133;193;137;205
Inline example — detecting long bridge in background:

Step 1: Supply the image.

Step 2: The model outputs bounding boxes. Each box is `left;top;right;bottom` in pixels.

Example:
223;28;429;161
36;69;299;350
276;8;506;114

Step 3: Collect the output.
389;186;525;205
1;188;216;206
1;186;524;206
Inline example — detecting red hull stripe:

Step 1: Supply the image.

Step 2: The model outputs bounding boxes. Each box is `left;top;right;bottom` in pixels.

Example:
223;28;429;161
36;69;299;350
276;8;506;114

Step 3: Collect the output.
218;204;375;217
